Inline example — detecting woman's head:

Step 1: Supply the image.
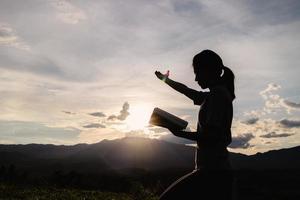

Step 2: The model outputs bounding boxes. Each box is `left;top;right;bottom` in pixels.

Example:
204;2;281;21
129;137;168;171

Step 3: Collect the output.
193;49;235;100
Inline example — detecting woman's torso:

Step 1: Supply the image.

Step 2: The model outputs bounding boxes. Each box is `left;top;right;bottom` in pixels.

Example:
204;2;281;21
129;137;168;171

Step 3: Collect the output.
195;85;233;170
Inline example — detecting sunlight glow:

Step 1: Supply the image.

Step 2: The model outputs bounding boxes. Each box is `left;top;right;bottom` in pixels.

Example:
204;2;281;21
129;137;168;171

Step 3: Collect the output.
126;103;154;131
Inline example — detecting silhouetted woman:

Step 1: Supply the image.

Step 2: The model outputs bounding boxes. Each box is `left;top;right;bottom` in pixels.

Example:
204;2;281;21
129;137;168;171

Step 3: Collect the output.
155;50;235;200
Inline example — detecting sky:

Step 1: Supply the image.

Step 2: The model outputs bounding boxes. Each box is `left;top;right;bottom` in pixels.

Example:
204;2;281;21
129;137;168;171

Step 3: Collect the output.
0;0;299;155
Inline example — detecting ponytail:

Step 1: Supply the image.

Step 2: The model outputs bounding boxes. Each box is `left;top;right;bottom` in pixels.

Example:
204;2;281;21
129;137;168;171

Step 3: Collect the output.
221;66;235;100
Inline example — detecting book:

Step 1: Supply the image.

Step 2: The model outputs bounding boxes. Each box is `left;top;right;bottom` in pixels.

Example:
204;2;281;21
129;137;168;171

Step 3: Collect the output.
149;107;188;130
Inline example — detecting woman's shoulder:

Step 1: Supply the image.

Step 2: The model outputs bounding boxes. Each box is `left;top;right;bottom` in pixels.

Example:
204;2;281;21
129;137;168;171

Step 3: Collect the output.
209;85;232;102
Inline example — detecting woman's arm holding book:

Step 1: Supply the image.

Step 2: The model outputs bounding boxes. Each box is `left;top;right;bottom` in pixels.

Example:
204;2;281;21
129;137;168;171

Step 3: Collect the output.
169;126;222;142
168;129;198;141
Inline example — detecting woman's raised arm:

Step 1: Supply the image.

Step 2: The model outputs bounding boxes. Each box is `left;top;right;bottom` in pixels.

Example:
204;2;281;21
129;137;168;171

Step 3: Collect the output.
155;71;207;105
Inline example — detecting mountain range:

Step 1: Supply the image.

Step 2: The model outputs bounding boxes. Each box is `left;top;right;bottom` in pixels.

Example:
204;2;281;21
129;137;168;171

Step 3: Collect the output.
0;137;299;173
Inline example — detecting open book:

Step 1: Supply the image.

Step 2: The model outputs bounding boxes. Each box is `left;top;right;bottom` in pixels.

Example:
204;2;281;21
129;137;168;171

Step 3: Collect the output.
149;107;188;130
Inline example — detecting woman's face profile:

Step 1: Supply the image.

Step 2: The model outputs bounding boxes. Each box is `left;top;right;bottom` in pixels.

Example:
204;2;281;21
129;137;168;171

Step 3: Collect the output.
194;68;211;89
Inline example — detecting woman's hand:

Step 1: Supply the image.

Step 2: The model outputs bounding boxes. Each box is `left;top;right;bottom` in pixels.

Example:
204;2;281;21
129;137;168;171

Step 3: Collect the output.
168;128;184;137
155;71;166;81
168;128;198;141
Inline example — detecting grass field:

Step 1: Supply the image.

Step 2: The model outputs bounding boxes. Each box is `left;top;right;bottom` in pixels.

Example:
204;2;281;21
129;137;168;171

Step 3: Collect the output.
0;183;159;200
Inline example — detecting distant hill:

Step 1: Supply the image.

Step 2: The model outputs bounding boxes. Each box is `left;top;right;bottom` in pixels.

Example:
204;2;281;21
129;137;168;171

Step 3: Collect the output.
230;145;300;170
0;137;299;174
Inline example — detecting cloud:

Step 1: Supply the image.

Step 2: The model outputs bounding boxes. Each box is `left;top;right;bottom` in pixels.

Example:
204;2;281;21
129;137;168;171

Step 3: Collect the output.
260;83;281;98
124;129;147;138
118;102;130;120
0;49;71;80
260;132;294;138
0;120;80;144
148;127;168;133
89;112;106;117
51;0;87;24
242;117;259;125
0;23;30;50
62;110;76;115
282;100;300;109
107;102;130;121
107;114;117;121
83;123;106;129
255;83;300;115
244;110;265;118
259;83;284;114
243;83;285;118
279;119;300;128
232;118;298;150
229;133;255;149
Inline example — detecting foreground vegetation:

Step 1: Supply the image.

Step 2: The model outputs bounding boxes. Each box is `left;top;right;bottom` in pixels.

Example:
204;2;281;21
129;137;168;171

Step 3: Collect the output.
0;183;159;200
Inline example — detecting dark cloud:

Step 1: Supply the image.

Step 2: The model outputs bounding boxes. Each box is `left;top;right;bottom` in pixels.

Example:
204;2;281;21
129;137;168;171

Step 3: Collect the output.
245;0;300;26
283;100;300;109
242;117;259;125
279;119;300;128
62;110;76;115
260;132;294;138
173;1;202;15
118;102;130;120
83;123;105;129
107;102;130;121
107;114;117;121
229;133;255;149
89;112;106;117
